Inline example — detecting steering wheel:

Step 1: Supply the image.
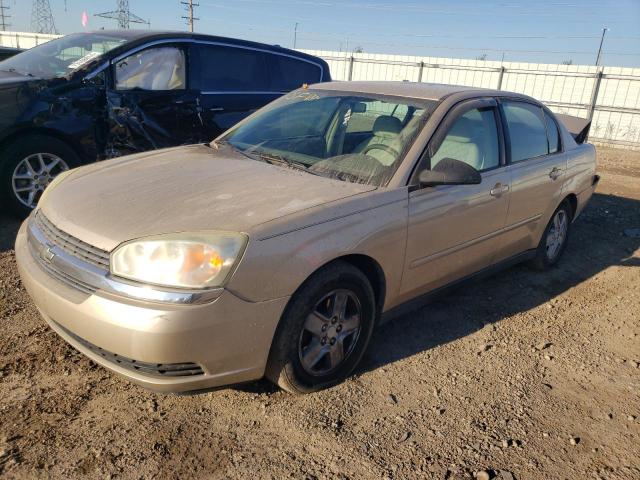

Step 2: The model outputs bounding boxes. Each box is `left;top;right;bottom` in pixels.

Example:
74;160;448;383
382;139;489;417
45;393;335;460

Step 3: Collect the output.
362;143;400;158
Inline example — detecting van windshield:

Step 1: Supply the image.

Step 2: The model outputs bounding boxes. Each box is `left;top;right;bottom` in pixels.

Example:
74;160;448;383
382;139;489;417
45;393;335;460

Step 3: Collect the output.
0;32;128;79
218;89;436;187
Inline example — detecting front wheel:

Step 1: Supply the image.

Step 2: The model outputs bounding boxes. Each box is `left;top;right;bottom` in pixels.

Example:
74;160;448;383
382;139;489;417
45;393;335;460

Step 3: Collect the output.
1;135;79;218
530;202;572;270
265;261;377;394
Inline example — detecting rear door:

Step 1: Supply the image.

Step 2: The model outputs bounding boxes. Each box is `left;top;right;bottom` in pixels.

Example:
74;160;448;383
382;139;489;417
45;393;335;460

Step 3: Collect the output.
190;43;279;141
494;99;568;261
399;98;511;302
106;44;202;155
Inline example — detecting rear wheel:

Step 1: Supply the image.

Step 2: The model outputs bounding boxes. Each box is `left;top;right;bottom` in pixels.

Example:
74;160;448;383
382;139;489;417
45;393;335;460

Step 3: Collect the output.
0;135;79;218
530;202;572;270
266;261;377;394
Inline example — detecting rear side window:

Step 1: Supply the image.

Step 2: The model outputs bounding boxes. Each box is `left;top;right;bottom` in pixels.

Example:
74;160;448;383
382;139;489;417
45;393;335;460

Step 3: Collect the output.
267;54;322;91
544;110;561;154
502;101;549;162
191;44;269;92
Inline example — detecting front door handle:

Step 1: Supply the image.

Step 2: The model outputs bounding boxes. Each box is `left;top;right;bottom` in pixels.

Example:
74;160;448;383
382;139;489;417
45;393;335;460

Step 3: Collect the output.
209;107;224;112
490;183;509;197
549;167;563;180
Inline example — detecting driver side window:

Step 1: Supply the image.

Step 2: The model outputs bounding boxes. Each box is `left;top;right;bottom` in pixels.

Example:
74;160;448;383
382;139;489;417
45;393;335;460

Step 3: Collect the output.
114;47;186;91
430;107;500;172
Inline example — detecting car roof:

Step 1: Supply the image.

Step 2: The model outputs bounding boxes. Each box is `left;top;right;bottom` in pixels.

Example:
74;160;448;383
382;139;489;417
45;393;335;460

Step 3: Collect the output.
87;30;326;65
311;80;530;102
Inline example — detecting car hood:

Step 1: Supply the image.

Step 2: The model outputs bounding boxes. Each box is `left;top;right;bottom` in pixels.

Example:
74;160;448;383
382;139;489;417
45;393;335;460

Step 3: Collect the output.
0;69;41;86
40;144;376;251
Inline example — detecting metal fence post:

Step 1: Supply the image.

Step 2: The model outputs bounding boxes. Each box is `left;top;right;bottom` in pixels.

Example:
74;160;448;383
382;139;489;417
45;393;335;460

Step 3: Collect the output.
417;61;424;83
588;69;604;123
347;55;355;81
496;66;505;90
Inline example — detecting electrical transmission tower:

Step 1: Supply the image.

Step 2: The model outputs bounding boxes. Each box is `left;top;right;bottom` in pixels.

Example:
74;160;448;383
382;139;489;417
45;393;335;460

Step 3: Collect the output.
181;0;199;33
0;0;11;31
31;0;57;34
96;0;149;29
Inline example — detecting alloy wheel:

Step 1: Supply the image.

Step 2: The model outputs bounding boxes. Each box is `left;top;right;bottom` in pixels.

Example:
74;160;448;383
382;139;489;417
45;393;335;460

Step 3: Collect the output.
546;209;568;261
12;153;69;209
298;289;362;376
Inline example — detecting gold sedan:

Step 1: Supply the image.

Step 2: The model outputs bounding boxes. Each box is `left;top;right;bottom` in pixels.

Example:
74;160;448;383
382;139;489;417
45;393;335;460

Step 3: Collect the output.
15;82;598;394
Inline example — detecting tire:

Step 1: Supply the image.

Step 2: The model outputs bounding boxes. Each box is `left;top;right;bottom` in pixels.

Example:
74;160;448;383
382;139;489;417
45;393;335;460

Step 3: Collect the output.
530;201;572;271
265;261;377;394
0;134;80;218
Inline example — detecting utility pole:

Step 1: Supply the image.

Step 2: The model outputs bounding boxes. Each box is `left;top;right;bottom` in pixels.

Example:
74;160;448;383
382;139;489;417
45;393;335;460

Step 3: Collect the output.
96;0;149;29
31;0;57;34
0;0;10;31
595;27;608;67
293;22;298;49
181;0;199;33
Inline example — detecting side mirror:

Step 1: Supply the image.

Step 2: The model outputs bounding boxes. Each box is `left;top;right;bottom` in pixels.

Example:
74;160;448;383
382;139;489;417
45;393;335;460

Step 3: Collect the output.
418;158;481;187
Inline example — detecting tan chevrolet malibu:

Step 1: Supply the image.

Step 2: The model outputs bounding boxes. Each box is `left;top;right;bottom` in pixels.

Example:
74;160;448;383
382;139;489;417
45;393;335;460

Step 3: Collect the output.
15;82;598;394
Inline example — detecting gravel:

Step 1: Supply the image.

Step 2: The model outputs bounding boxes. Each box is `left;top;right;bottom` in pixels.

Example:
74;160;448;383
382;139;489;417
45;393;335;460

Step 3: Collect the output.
0;146;639;479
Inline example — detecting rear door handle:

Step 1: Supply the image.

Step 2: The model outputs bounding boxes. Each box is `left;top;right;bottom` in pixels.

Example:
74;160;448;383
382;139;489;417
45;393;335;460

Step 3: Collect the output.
490;183;509;196
549;167;563;180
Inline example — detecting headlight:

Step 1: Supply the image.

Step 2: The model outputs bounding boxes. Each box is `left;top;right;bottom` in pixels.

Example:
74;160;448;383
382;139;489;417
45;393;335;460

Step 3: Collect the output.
110;232;248;289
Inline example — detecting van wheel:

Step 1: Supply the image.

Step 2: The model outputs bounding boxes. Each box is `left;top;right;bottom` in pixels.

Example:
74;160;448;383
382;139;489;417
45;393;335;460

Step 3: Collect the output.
265;261;377;394
0;135;79;218
530;202;572;271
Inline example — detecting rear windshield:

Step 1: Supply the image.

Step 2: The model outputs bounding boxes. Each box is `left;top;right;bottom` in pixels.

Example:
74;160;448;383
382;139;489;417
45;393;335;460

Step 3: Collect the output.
0;32;128;79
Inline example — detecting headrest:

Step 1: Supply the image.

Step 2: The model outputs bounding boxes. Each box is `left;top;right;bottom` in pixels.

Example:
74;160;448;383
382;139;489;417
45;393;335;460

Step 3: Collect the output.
372;116;402;138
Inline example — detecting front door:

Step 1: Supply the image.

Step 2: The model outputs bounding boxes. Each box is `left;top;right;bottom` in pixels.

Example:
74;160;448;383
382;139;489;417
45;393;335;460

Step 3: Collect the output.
399;98;511;301
105;44;202;156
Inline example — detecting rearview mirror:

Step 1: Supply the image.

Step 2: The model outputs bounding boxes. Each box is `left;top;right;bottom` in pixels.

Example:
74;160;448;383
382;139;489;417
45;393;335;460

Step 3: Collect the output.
418;158;481;187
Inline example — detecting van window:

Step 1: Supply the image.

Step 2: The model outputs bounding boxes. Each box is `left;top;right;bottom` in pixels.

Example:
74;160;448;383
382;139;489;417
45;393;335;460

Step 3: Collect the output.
502;101;549;162
192;44;269;92
267;54;322;91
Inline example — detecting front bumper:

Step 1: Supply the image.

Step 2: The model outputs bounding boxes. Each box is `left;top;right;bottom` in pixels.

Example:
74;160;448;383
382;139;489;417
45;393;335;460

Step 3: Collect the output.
15;221;289;393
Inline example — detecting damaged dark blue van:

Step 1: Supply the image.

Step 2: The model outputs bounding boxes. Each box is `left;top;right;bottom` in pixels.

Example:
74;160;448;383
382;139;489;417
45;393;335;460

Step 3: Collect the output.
0;31;331;216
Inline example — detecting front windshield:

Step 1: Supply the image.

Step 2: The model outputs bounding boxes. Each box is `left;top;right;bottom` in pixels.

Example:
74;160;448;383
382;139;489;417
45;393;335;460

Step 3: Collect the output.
218;89;436;186
0;32;128;79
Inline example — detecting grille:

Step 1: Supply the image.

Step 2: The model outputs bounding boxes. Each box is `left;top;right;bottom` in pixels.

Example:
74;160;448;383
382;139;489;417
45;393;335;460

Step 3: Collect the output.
37;257;96;294
33;211;110;270
57;322;205;377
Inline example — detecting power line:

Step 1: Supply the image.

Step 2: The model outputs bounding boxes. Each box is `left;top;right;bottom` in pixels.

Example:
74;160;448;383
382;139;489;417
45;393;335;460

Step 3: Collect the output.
181;0;199;32
96;0;149;29
31;0;57;34
0;0;10;31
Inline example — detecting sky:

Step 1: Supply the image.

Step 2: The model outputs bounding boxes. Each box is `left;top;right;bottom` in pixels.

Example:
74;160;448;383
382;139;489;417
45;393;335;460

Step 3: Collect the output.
4;0;640;67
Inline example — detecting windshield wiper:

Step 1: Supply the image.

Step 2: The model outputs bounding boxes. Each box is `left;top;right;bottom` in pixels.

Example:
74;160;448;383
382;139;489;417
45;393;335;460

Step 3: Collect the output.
213;140;326;177
256;152;325;177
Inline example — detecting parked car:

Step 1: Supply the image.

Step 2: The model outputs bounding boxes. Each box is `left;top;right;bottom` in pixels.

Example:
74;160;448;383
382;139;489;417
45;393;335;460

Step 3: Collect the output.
15;81;598;394
0;47;23;61
0;31;330;216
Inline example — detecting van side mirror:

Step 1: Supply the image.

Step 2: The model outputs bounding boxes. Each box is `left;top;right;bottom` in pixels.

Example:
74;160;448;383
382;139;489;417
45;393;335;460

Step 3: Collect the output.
418;158;482;187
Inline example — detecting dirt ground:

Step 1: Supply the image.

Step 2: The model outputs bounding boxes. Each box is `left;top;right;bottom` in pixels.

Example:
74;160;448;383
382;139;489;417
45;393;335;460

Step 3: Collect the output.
0;147;638;480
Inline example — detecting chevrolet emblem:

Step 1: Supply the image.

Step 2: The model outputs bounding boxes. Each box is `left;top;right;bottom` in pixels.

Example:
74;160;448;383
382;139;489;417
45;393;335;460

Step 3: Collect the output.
41;245;56;263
